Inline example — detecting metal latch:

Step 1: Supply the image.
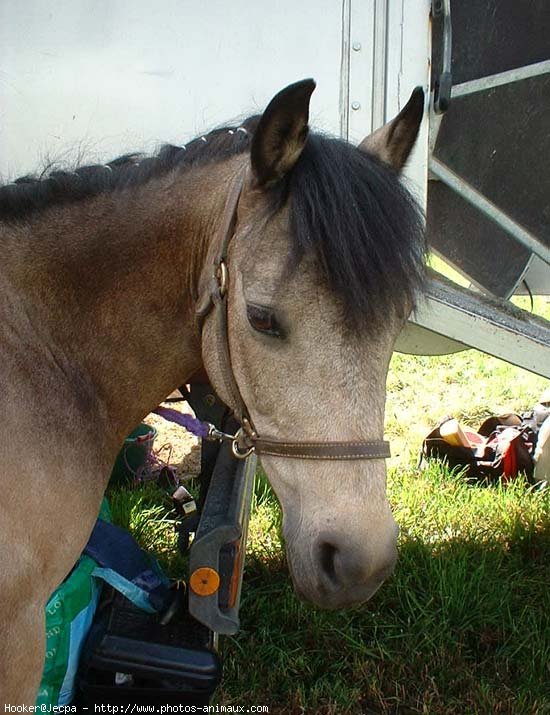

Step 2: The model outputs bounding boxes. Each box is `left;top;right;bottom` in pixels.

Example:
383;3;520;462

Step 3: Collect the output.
432;0;453;114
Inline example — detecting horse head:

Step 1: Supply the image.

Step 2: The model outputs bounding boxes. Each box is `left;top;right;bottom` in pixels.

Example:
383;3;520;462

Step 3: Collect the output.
200;80;426;608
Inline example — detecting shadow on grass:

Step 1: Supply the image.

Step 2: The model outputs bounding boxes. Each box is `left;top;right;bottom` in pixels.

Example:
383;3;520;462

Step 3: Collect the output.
107;467;549;714
219;520;550;715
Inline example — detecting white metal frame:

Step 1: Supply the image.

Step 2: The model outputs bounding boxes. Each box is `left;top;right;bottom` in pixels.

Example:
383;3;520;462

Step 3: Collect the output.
452;59;550;99
343;0;431;205
428;56;550;295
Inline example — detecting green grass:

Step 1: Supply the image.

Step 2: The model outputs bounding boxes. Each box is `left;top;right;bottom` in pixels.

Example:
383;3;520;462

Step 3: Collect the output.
108;483;188;576
110;293;550;714
213;465;549;715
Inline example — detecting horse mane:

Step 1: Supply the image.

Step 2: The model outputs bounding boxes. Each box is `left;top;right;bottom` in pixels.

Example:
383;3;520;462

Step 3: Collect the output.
0;115;261;223
0;116;425;328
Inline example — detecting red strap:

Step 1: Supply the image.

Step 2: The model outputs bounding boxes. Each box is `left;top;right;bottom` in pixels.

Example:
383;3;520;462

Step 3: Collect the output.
500;428;519;483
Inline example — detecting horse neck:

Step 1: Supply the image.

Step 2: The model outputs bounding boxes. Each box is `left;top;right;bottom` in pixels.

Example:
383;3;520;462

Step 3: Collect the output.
2;159;241;441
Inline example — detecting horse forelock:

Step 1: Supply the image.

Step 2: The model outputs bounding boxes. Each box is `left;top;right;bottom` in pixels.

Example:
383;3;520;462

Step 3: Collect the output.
285;134;427;330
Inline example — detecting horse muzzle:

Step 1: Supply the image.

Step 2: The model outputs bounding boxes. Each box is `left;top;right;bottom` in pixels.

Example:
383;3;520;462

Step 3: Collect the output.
286;522;399;609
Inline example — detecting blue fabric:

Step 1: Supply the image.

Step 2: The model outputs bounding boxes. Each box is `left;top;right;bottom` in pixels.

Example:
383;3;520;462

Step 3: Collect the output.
91;568;157;613
85;520;154;580
84;519;171;612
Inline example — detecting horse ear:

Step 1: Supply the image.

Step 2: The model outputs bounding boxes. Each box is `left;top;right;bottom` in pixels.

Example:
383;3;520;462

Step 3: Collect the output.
358;87;425;171
251;79;316;187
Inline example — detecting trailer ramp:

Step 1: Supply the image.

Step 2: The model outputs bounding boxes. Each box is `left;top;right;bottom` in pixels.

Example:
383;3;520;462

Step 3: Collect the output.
397;271;550;380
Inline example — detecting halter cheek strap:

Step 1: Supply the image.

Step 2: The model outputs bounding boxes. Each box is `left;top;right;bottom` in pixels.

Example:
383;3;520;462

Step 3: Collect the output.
196;169;391;462
195;172;253;429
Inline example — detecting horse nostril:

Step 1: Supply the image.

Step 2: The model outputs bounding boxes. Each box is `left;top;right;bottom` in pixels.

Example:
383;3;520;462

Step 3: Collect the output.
312;529;398;605
316;534;397;591
319;541;339;585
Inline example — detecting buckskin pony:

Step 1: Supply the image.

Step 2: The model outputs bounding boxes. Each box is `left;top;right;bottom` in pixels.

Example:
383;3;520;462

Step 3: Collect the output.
0;80;426;702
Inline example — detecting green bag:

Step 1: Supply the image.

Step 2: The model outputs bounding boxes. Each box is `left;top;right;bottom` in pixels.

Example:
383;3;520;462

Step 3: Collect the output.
36;500;111;707
36;498;171;706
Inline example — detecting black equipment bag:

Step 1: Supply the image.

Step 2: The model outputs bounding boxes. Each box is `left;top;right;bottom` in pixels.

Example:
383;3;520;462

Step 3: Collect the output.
422;414;538;483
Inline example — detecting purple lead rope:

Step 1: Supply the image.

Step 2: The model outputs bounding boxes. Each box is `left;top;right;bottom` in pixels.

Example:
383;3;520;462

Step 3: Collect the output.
153;406;211;439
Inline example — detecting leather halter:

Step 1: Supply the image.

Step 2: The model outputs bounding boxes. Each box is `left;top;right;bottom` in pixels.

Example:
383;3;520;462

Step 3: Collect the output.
196;169;391;462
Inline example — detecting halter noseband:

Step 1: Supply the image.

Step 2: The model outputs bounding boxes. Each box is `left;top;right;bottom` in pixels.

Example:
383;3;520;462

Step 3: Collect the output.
196;169;391;462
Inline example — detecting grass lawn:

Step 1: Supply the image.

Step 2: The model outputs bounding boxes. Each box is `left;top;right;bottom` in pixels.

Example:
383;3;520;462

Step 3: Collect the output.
110;295;550;715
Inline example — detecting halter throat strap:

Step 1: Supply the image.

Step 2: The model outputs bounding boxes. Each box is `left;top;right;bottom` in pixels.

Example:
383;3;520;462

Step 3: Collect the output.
196;169;391;462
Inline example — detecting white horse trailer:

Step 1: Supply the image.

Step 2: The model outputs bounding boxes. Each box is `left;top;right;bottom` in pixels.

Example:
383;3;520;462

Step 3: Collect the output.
1;0;549;377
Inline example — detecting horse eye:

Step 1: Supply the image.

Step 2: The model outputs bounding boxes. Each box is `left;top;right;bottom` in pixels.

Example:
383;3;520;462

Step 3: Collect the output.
246;304;284;338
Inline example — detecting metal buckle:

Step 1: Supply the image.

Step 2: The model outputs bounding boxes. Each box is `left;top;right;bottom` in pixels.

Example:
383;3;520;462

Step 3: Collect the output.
207;424;255;459
206;424;234;442
215;260;228;297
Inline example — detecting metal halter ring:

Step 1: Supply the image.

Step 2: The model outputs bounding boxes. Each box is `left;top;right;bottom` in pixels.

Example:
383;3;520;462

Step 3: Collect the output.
231;429;255;460
207;424;255;459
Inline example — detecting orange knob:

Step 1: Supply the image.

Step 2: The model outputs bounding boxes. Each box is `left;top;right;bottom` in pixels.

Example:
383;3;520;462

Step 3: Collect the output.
189;567;220;596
